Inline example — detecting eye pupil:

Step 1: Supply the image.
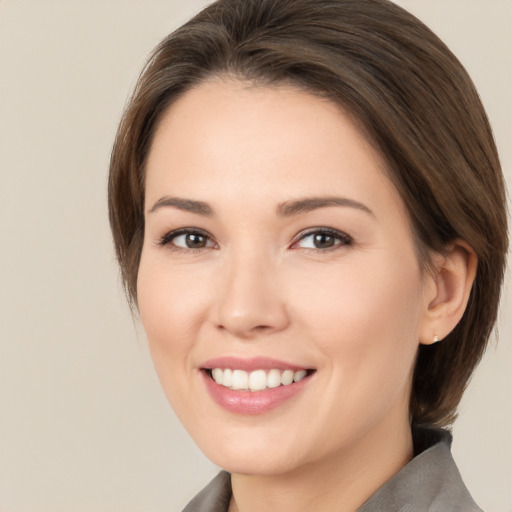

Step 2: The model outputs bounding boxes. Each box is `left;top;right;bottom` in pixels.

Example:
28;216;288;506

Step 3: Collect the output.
313;233;335;248
186;233;207;248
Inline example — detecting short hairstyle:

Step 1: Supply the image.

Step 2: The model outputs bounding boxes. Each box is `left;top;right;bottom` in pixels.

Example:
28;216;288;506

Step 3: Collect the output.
108;0;508;427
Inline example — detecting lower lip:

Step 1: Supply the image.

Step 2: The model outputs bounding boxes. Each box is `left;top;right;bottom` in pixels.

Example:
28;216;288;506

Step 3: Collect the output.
201;371;312;415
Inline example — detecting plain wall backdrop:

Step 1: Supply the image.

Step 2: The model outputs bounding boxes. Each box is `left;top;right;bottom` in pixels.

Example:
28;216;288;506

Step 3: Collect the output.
0;1;510;511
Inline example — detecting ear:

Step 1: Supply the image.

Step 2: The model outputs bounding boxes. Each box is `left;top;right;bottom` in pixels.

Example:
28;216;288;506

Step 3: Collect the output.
419;240;477;346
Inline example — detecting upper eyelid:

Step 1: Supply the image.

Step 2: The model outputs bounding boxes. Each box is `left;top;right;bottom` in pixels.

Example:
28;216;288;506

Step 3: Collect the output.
293;227;351;242
157;226;351;247
158;227;215;246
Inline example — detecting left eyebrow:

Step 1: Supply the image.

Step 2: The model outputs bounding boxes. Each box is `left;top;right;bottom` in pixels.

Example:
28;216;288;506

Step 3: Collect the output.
148;196;214;216
277;196;375;217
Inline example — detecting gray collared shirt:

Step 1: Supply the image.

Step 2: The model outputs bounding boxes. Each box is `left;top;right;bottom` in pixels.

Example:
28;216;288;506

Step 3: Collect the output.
182;426;483;512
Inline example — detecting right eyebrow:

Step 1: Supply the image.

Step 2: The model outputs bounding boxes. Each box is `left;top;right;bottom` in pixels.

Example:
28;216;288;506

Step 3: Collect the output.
147;196;214;216
277;196;374;217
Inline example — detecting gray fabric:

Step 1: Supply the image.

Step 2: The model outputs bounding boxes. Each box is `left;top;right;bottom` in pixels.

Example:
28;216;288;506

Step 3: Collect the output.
182;471;232;512
357;426;482;512
181;426;482;512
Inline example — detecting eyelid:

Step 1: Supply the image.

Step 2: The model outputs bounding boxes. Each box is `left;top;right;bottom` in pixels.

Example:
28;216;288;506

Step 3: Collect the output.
156;226;351;251
157;227;217;250
290;227;352;250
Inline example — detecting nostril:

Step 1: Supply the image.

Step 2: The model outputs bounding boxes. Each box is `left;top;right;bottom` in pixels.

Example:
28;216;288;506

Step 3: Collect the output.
254;324;273;331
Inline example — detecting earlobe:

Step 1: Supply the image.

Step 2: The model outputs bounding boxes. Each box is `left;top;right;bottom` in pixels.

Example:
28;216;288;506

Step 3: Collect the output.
420;240;477;346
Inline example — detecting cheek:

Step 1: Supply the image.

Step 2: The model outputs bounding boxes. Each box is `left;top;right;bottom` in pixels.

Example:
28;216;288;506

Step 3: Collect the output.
289;259;424;449
138;252;204;332
136;256;209;424
136;253;209;377
291;257;424;382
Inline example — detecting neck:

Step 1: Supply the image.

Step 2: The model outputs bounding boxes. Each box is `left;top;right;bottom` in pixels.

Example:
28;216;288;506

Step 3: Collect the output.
229;414;413;512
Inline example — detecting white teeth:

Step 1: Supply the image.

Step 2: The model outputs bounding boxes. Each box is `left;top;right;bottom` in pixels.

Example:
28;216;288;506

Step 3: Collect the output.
210;368;310;391
249;370;267;391
212;368;223;384
222;368;233;387
281;370;294;386
294;370;307;382
232;369;249;390
267;369;282;388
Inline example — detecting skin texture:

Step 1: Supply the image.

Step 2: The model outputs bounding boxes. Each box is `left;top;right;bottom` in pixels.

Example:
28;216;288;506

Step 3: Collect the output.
138;80;476;512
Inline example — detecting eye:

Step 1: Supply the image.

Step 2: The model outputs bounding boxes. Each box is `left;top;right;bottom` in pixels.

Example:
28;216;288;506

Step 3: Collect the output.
292;228;352;250
158;229;215;250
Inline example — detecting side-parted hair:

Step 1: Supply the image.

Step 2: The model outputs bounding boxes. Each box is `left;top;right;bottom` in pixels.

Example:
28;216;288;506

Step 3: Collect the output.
108;0;508;427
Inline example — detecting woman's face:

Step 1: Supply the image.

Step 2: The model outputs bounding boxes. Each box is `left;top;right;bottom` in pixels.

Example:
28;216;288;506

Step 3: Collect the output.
138;80;435;475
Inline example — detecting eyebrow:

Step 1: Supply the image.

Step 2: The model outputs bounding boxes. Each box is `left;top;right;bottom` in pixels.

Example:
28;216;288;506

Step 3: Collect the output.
148;195;374;218
277;196;374;217
148;196;214;216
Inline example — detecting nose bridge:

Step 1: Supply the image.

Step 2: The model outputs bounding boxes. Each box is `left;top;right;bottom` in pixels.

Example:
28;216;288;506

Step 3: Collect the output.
213;244;289;338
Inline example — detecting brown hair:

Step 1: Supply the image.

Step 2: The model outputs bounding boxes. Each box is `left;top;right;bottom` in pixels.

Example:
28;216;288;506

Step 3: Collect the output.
108;0;508;427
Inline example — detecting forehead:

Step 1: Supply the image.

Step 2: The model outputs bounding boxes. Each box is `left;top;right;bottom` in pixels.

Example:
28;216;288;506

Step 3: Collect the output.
145;78;401;217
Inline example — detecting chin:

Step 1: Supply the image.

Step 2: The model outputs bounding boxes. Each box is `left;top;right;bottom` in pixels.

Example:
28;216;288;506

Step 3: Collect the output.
210;450;303;477
190;425;307;476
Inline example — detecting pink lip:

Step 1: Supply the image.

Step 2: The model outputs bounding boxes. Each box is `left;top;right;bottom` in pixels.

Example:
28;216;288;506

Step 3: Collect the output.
199;357;315;415
200;356;309;372
202;372;311;414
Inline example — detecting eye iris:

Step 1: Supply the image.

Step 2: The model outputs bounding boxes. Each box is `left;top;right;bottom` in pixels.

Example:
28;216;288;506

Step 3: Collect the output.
186;233;207;248
313;233;335;248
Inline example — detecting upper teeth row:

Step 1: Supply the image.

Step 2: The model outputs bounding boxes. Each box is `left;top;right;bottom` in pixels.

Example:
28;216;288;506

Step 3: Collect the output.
211;368;307;391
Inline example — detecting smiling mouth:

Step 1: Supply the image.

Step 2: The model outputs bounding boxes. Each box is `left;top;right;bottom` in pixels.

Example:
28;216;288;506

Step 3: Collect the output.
205;368;316;392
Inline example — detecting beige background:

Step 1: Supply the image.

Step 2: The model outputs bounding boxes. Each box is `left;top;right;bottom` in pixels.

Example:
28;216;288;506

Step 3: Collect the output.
0;1;510;511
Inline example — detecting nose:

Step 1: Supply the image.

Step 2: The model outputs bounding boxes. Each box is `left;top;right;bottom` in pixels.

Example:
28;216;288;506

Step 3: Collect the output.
212;252;290;339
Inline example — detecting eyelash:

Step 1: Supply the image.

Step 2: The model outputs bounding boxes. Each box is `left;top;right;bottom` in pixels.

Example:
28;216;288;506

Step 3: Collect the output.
157;228;215;252
291;228;352;251
157;227;352;252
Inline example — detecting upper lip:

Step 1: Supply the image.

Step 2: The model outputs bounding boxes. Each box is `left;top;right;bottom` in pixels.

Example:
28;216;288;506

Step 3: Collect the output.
200;356;312;372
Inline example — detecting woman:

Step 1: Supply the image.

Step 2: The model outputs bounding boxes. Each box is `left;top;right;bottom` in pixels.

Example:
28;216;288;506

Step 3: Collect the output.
108;0;507;510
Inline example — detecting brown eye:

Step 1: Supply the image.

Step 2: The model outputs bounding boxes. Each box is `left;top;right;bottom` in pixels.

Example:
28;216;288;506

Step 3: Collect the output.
184;233;208;248
294;229;352;250
159;229;215;250
312;233;336;249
